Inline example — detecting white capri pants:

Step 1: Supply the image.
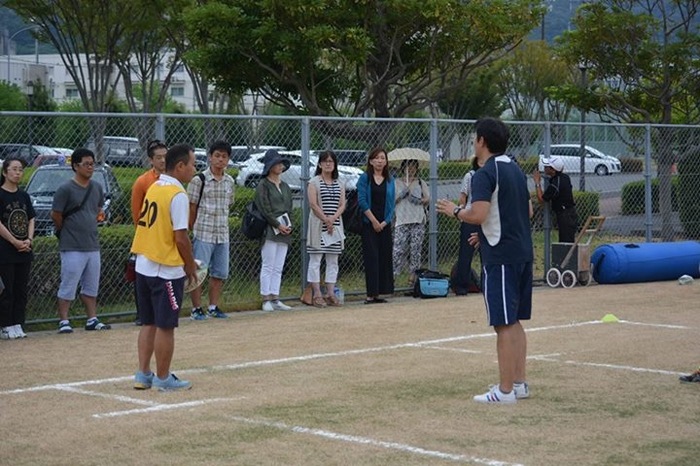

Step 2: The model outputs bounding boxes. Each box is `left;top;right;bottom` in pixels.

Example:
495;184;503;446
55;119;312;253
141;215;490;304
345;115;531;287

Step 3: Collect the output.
260;240;289;296
307;253;340;284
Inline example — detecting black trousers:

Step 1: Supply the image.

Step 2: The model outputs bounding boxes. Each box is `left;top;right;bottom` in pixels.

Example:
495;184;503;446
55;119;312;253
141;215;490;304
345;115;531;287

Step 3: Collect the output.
361;223;394;297
453;222;480;295
0;261;31;327
556;208;579;243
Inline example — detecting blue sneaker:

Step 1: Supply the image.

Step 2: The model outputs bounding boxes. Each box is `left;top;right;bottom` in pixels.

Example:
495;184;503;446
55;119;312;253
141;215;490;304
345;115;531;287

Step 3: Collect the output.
134;371;154;390
190;308;208;321
152;373;192;392
207;306;228;319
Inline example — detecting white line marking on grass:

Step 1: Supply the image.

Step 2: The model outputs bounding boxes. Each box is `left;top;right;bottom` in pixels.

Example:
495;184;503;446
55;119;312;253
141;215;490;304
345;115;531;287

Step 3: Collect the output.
618;320;691;329
56;386;160;406
93;398;237;419
0;320;603;396
228;416;524;466
418;345;483;354
529;355;685;376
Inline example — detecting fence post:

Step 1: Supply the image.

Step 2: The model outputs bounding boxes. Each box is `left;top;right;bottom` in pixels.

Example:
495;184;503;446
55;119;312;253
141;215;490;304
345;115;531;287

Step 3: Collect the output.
543;121;552;278
644;124;653;242
155;114;165;141
300;117;311;294
428;118;439;271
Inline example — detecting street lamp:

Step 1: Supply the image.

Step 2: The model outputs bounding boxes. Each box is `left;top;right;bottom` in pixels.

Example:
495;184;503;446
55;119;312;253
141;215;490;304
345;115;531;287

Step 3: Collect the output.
6;25;40;84
578;61;588;192
26;80;34;147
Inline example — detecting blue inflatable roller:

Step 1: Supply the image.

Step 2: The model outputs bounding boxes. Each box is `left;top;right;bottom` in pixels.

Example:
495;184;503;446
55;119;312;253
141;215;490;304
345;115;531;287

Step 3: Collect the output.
591;241;700;284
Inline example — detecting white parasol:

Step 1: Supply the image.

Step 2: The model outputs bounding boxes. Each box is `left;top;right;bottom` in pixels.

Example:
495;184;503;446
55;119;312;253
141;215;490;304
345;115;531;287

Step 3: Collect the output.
387;147;431;167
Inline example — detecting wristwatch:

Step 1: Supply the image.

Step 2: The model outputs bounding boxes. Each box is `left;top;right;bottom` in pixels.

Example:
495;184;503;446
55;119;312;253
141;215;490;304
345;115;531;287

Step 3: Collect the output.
453;206;463;219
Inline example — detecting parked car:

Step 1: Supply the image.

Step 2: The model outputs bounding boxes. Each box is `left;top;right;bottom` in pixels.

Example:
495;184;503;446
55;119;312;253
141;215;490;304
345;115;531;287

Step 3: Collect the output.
235;150;363;191
194;147;208;171
85;136;144;167
229;145;287;168
538;144;621;176
25;164;123;235
331;149;367;167
0;144;60;166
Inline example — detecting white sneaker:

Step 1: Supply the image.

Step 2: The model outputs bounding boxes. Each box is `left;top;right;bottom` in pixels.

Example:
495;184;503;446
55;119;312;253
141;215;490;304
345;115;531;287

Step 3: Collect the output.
7;325;20;339
271;300;292;311
513;382;529;399
473;385;517;404
262;301;275;312
0;327;10;340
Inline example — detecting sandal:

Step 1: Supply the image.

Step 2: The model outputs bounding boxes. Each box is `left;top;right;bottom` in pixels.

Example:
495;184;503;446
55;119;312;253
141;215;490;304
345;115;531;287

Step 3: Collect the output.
313;296;327;308
325;295;342;307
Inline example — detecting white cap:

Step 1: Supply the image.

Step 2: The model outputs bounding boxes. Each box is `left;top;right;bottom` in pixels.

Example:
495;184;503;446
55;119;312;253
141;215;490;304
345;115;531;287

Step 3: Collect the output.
543;156;564;172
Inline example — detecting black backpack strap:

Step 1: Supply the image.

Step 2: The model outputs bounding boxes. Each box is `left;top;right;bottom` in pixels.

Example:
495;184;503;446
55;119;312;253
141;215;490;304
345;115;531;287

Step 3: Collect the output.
63;181;94;220
195;173;205;210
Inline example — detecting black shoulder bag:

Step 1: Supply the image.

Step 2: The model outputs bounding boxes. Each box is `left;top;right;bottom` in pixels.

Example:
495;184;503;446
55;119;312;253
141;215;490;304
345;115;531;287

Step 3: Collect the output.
55;182;94;239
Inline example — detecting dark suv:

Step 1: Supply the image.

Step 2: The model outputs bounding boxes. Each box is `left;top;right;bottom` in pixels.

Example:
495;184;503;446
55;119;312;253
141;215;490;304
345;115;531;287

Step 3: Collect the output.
25;164;123;235
0;144;60;166
85;136;145;167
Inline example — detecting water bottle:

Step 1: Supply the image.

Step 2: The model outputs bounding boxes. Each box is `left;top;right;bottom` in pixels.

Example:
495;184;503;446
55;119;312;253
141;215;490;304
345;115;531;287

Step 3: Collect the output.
334;285;345;304
678;274;694;285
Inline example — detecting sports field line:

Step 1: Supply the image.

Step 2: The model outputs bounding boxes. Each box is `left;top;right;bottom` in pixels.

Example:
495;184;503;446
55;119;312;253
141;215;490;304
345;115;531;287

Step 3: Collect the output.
93;398;238;419
0;318;683;396
227;415;524;466
529;355;685;376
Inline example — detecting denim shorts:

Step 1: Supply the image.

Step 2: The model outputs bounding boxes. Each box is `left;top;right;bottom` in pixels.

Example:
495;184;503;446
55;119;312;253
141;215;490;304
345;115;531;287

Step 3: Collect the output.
57;251;101;300
192;239;229;279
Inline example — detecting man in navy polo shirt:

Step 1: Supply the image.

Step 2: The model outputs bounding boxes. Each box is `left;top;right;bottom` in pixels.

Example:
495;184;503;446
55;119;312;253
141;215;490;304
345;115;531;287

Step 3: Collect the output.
437;117;533;404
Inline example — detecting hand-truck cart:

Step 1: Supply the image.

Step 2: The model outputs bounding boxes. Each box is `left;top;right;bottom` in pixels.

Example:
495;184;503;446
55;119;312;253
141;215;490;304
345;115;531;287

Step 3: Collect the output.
546;215;606;288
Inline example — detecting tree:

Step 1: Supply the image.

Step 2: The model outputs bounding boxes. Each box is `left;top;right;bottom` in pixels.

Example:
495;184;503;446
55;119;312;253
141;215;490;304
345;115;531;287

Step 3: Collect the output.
183;0;544;144
0;82;27;111
6;0;142;162
554;1;700;240
497;40;572;122
436;65;507;120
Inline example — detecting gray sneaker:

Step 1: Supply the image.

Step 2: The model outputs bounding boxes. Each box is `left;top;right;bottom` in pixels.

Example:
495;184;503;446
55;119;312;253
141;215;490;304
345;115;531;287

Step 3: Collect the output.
153;373;192;392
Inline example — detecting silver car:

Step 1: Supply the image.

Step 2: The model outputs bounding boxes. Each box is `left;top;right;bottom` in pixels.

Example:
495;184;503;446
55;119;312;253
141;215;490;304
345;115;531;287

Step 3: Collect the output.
236;150;363;191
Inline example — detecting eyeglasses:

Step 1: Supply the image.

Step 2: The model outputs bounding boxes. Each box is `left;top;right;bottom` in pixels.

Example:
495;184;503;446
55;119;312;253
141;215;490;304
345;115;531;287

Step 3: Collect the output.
77;162;95;168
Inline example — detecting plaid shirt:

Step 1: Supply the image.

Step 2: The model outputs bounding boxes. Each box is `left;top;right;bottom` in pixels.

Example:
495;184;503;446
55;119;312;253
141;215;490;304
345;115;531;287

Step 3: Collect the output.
187;168;235;243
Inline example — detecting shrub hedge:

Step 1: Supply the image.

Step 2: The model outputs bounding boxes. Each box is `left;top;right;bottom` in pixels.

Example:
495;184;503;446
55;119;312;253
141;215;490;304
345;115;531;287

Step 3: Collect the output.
620;177;679;215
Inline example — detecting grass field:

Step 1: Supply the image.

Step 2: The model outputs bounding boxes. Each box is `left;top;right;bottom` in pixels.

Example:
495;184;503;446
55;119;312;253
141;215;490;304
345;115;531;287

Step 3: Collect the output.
2;280;698;465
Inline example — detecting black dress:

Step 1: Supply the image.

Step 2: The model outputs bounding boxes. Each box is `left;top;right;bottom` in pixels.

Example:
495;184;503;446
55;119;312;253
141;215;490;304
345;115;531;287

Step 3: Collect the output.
361;177;394;297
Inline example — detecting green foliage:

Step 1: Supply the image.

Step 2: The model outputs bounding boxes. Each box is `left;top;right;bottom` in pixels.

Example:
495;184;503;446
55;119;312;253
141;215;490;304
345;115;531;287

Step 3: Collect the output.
518;156;540;175
437;64;506;119
620;178;679;215
0;82;28;110
497;40;573;121
555;1;700;126
677;146;700;238
184;0;544;118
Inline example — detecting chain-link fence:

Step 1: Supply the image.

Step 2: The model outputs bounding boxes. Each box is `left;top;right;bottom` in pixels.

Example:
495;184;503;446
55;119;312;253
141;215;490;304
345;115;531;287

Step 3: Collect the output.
1;111;699;324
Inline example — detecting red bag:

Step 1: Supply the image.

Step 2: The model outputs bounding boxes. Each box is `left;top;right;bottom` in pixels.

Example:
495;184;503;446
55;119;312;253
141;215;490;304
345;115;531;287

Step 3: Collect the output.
125;256;136;283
